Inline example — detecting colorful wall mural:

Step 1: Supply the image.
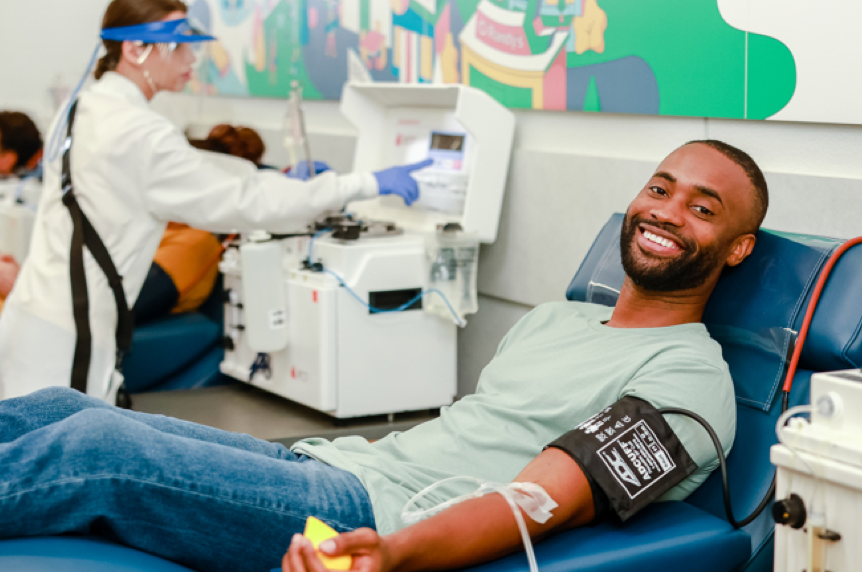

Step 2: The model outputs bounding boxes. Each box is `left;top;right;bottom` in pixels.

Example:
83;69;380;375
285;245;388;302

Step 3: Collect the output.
187;0;802;121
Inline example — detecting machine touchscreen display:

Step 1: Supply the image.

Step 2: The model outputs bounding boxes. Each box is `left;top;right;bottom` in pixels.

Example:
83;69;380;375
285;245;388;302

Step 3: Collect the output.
430;133;464;152
427;131;466;172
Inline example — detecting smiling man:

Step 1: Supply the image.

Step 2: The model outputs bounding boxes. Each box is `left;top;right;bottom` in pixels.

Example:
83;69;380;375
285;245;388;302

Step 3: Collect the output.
283;139;767;572
0;141;766;572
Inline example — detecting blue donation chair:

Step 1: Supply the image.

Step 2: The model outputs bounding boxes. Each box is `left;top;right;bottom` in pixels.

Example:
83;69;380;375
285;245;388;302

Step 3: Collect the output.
2;214;861;572
121;275;231;393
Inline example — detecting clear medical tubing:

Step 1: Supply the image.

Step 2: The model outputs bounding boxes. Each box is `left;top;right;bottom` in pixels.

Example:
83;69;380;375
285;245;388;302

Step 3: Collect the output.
45;44;101;163
776;405;815;450
401;477;558;572
306;229;467;326
321;268;466;327
774;405;820;507
782;237;862;394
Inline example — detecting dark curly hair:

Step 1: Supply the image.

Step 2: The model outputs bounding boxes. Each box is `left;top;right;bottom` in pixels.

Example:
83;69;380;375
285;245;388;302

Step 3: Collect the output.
206;124;266;165
0;111;42;169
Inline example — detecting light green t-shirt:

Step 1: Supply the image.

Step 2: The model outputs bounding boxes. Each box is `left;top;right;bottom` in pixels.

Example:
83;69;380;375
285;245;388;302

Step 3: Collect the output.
292;302;736;535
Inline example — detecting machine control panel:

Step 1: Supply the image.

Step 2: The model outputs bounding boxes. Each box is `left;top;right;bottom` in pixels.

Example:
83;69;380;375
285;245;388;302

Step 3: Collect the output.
413;131;469;215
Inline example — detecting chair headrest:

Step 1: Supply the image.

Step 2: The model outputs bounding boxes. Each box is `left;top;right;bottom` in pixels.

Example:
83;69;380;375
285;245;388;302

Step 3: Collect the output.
566;214;862;411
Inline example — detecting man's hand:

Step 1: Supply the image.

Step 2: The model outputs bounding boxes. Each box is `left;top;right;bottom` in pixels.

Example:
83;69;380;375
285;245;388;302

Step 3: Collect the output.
283;528;391;572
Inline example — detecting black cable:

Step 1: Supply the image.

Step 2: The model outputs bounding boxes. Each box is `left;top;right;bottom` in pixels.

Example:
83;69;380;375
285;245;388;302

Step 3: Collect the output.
658;395;787;529
223;232;316;249
266;232;316;240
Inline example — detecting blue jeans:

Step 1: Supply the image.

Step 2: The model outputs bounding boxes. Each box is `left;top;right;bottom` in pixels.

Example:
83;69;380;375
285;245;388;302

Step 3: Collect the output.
0;387;376;572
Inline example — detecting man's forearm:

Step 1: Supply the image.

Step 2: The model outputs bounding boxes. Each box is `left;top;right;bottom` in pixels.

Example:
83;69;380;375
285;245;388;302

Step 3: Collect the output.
383;449;596;572
383;493;541;572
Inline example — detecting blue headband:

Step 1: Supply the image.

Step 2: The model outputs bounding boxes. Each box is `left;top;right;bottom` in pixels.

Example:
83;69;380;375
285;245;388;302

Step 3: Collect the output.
100;18;215;44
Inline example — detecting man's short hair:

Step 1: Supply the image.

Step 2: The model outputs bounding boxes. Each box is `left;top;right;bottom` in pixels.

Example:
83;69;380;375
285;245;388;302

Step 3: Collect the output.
686;139;768;233
0;111;43;169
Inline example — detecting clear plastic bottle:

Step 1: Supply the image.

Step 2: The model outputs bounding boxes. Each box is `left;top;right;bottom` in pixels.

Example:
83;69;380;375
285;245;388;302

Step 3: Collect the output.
240;233;289;352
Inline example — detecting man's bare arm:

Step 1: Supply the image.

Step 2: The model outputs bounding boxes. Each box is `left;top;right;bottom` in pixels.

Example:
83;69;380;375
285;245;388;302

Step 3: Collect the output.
283;448;595;572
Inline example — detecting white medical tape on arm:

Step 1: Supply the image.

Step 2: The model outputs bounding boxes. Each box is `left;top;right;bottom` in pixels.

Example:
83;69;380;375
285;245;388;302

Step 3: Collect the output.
401;477;558;572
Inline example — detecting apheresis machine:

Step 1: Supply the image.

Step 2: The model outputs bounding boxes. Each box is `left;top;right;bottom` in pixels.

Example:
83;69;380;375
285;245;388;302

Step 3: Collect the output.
772;369;862;571
219;83;516;418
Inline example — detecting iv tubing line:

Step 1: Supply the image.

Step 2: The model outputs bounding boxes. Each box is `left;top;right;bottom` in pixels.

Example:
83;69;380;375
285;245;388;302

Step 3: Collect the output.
46;44;101;163
306;229;466;326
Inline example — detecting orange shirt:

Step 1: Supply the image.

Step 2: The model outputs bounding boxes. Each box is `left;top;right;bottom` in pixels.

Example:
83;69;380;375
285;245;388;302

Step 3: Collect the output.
153;223;222;314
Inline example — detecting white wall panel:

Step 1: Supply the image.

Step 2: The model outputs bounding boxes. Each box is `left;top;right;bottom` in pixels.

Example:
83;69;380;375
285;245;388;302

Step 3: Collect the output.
153;95;357;138
762;172;862;239
708;118;862;179
0;0;106;129
478;151;654;306
514;109;707;161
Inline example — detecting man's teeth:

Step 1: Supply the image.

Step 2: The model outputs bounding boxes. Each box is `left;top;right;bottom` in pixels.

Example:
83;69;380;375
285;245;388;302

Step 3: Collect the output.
643;230;679;250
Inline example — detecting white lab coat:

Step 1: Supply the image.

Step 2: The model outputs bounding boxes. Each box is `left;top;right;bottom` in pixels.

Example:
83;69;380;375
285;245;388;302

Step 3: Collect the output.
0;72;377;401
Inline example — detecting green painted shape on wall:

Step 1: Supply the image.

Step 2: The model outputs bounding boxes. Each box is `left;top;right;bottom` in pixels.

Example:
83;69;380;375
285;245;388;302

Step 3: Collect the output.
564;0;795;119
747;32;796;120
455;0;483;23
468;66;533;108
245;0;322;100
361;0;370;30
583;76;601;111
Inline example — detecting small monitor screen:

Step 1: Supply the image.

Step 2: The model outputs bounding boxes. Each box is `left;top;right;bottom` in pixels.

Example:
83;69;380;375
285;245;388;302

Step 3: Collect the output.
430;132;465;152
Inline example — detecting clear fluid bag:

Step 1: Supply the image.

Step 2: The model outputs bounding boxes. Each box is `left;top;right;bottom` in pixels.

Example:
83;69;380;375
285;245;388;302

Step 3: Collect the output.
425;223;479;323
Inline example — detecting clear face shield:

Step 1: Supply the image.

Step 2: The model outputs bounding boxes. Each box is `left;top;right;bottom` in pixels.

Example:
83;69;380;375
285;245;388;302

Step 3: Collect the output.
102;17;214;63
124;18;215;64
103;18;215;93
133;41;202;66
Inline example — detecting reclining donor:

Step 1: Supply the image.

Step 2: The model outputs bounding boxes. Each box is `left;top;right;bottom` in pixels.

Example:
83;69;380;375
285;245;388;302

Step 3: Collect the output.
0;140;767;572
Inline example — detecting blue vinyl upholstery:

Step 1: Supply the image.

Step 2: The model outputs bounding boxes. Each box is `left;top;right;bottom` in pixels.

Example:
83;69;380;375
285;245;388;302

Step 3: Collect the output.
122;276;228;393
4;215;861;572
0;537;194;572
466;502;749;572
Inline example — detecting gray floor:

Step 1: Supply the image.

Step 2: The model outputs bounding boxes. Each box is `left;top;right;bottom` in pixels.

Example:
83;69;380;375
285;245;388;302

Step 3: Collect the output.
131;383;439;446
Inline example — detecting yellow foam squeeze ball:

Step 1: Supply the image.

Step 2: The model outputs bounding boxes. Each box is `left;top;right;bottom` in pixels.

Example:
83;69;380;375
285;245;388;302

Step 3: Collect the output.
303;517;352;571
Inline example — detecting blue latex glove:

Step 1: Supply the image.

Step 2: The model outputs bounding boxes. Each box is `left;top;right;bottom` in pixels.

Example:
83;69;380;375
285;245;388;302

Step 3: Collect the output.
373;159;434;206
286;160;332;180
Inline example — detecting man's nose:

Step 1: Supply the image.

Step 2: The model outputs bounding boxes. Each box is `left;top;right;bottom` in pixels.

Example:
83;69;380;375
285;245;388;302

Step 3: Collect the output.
649;197;686;226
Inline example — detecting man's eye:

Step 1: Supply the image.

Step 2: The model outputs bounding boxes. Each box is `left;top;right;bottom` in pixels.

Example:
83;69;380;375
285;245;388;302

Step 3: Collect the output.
649;186;667;196
693;205;713;216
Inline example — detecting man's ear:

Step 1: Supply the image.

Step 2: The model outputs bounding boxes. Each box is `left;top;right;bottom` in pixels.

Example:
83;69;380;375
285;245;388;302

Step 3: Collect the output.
0;151;18;176
726;234;756;267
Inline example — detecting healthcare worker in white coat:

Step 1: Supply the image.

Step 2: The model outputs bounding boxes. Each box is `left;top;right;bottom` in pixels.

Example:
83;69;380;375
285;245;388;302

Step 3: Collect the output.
0;0;430;403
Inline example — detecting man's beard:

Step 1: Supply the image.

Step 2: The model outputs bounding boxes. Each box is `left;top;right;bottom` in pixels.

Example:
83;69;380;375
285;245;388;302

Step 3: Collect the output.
619;214;723;292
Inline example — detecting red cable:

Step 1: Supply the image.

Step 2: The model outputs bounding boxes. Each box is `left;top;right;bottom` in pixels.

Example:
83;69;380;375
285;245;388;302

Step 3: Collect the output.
782;236;862;393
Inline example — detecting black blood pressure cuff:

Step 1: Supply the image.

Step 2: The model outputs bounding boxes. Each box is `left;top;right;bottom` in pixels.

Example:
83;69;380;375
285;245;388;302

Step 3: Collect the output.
548;396;698;522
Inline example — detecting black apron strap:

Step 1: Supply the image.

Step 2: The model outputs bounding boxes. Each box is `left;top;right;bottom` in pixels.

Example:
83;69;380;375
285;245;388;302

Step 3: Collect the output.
60;100;135;394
